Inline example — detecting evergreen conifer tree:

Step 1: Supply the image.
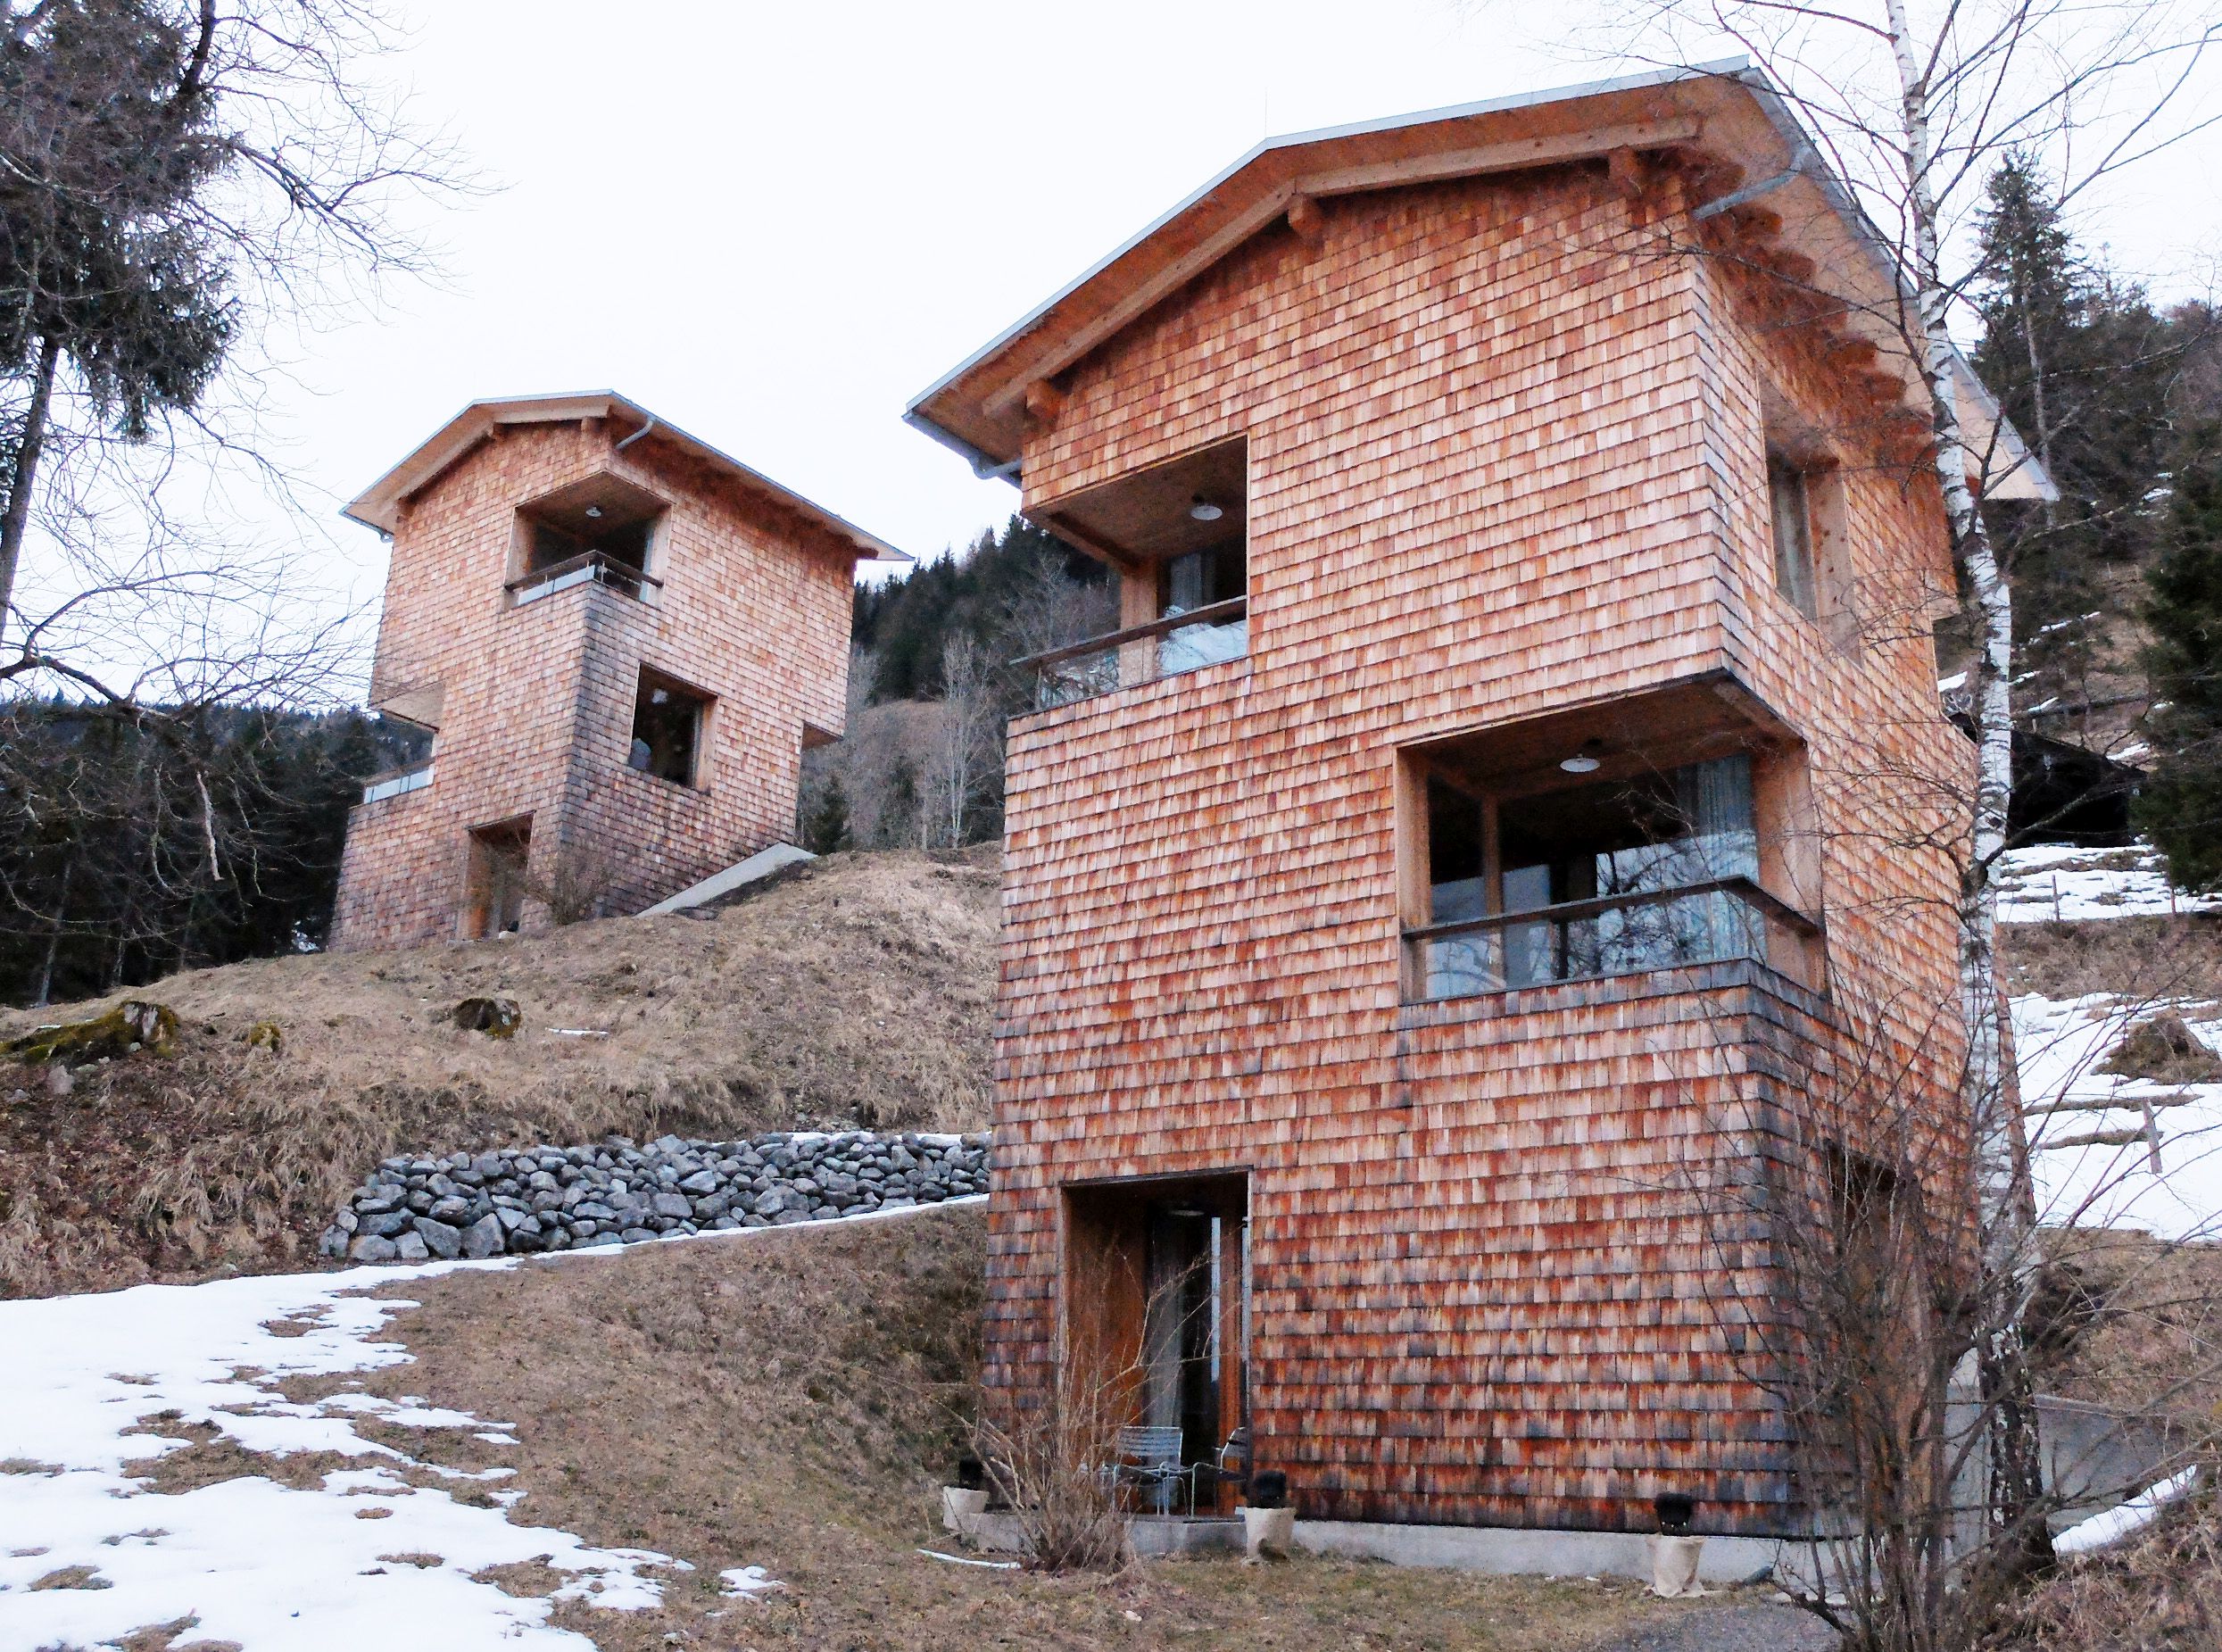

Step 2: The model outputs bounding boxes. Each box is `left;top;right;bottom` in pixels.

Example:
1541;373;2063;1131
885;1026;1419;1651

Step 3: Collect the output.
2136;443;2222;891
1971;157;2176;676
801;772;852;856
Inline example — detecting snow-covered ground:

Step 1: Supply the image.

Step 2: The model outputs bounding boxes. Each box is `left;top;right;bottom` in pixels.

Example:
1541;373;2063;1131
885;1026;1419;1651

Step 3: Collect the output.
0;1202;977;1650
2015;993;2222;1242
0;1258;684;1651
1995;842;2222;924
1986;835;2222;1240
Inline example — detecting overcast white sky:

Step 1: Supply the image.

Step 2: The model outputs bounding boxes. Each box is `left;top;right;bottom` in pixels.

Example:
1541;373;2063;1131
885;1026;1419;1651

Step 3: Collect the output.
131;0;2222;683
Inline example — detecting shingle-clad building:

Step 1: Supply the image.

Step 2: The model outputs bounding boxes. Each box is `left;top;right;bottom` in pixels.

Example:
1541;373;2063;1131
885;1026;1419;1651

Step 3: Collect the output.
331;393;900;951
909;65;2047;1541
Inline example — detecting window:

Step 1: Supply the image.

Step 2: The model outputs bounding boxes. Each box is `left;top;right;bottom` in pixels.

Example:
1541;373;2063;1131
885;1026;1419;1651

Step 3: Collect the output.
1157;537;1248;675
1421;758;1764;996
629;668;711;787
1762;418;1853;643
1769;452;1817;619
1397;686;1824;1003
510;473;667;605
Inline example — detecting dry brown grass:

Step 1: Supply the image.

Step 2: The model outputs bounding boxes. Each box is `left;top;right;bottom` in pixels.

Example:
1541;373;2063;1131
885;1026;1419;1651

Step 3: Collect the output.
0;850;997;1297
1985;1485;2222;1649
2002;915;2222;1011
351;1204;1704;1652
2040;1228;2222;1424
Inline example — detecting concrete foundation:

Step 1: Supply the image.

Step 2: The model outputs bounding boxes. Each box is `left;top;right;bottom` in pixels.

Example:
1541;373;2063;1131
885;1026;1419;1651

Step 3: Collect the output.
1291;1520;1787;1583
966;1509;1792;1580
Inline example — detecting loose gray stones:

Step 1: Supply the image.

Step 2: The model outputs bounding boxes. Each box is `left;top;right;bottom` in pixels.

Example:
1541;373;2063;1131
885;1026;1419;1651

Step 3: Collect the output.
319;1129;991;1266
460;1213;506;1259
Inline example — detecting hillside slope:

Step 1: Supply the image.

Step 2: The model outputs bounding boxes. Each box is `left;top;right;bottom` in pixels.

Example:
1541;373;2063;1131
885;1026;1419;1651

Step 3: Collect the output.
0;850;997;1297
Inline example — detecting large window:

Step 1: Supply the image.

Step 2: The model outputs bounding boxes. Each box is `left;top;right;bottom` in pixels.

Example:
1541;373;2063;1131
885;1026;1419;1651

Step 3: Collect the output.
1421;758;1766;997
629;668;711;787
1400;693;1822;1001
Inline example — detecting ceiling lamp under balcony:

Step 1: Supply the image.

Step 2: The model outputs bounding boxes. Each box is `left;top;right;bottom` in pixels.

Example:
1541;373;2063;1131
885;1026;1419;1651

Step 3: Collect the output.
1189;495;1223;522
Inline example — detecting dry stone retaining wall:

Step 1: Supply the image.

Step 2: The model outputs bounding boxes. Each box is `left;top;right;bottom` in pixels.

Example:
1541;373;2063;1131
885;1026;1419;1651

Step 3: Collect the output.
321;1129;990;1264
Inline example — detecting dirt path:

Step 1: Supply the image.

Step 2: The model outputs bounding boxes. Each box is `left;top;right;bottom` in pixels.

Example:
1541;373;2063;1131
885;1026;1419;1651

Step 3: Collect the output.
1588;1600;1837;1652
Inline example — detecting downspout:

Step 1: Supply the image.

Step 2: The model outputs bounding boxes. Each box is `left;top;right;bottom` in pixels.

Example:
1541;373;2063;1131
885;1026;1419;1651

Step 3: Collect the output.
615;414;658;452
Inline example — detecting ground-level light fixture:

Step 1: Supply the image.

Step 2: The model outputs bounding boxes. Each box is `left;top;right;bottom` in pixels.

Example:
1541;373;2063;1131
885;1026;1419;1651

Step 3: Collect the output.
1189;495;1223;522
1560;739;1605;775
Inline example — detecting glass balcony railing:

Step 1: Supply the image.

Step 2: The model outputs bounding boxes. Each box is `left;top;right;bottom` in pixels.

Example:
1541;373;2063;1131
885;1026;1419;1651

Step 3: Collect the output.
1011;596;1248;710
1405;876;1822;1000
361;763;434;804
506;551;661;607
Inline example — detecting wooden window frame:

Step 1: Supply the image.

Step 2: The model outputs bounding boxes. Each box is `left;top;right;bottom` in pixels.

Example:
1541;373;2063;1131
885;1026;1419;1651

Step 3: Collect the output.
1395;726;1826;1003
628;665;716;792
1762;412;1855;651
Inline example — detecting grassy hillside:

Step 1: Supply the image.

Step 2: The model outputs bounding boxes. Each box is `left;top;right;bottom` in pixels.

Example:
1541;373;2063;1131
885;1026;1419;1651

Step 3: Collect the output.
0;850;997;1297
329;1203;1712;1652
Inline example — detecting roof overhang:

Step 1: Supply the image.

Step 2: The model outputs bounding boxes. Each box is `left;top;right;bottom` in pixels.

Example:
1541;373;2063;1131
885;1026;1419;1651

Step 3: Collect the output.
345;391;911;561
907;62;2054;504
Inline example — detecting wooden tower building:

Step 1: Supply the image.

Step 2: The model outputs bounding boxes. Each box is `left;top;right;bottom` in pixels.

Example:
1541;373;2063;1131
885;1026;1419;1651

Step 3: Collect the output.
908;65;2050;1542
330;393;900;951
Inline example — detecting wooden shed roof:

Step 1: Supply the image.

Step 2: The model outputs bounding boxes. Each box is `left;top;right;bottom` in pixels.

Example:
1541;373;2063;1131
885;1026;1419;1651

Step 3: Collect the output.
906;62;2053;502
344;391;911;561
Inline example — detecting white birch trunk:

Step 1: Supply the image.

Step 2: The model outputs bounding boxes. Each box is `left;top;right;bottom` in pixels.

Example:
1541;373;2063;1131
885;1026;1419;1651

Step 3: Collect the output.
1883;0;2047;1554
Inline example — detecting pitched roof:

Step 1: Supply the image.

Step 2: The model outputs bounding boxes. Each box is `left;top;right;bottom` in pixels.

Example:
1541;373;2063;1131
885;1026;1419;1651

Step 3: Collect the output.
906;62;2052;502
344;391;910;561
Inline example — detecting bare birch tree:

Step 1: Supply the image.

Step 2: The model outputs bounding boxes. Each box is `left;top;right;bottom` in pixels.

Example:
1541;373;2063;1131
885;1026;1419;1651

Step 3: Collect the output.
1563;0;2222;1563
927;634;1001;849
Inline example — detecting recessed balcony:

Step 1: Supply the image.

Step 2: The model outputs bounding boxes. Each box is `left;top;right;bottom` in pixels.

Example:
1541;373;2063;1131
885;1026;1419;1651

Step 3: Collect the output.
1018;437;1248;710
508;472;668;608
1398;677;1828;1002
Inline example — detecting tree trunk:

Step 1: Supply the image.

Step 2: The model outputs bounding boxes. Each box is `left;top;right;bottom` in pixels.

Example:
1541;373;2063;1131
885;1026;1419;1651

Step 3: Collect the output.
1883;0;2052;1571
0;332;61;649
29;848;77;1008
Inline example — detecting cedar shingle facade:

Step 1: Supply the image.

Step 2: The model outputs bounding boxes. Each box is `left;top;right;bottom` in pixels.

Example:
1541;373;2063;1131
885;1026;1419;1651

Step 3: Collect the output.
330;394;896;952
911;69;2045;1537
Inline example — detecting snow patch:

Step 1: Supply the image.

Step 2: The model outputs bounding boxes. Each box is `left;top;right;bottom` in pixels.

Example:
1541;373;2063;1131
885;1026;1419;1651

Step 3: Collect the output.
2016;992;2222;1241
2054;1466;2201;1556
0;1206;1005;1647
1994;841;2220;923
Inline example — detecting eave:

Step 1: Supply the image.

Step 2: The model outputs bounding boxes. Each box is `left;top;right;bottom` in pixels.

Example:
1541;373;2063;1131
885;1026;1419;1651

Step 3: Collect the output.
906;62;2054;505
344;391;911;562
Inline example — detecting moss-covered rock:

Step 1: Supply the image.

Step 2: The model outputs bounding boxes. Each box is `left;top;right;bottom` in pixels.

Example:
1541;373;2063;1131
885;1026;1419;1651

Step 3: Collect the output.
244;1020;284;1054
452;997;520;1039
4;1000;178;1066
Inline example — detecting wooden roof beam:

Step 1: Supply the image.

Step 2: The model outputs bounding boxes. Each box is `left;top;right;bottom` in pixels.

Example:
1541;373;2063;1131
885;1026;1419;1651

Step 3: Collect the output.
1024;378;1067;429
1028;509;1147;577
1289;115;1703;199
